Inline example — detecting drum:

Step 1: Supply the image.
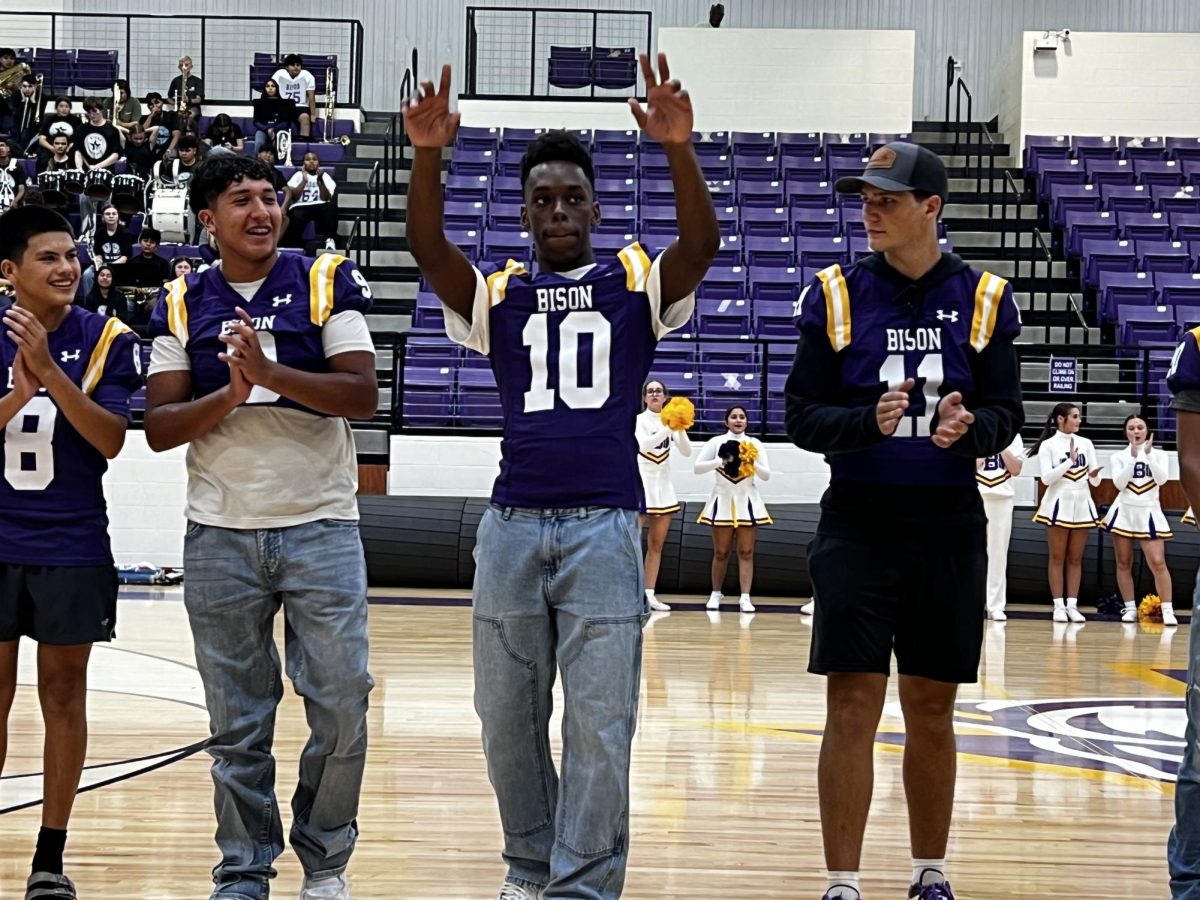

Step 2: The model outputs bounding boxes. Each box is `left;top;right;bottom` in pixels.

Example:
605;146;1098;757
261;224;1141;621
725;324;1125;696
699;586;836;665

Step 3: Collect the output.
85;168;113;200
62;168;86;194
149;186;191;242
36;170;68;207
111;173;146;215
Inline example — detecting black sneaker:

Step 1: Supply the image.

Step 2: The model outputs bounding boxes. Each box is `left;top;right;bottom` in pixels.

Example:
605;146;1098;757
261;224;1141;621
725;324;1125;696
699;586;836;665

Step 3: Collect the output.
26;871;77;899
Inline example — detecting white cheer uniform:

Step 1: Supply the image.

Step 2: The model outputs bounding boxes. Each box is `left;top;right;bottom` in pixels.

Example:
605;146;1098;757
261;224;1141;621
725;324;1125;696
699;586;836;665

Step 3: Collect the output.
694;432;772;527
1032;431;1101;528
1103;444;1173;540
636;409;691;515
977;434;1024;616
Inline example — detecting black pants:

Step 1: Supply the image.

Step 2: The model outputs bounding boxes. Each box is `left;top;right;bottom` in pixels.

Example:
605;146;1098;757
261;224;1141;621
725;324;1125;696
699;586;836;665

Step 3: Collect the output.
283;201;338;247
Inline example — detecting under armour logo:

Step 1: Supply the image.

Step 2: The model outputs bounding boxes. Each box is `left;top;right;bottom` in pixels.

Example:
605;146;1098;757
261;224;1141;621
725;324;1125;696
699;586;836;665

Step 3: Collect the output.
936;310;959;323
271;293;293;307
60;349;81;362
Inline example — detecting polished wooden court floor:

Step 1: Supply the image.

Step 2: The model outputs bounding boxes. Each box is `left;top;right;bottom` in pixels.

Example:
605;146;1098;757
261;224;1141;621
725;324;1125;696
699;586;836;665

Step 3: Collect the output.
0;588;1187;898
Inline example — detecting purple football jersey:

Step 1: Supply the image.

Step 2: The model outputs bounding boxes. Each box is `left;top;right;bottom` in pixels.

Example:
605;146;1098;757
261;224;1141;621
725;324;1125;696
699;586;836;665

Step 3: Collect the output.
1168;327;1200;396
794;257;1022;486
471;245;683;509
0;307;142;565
148;253;373;411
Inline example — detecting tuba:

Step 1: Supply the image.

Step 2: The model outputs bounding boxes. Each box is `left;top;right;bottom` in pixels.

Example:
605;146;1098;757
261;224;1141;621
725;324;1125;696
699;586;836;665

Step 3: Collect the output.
0;61;32;98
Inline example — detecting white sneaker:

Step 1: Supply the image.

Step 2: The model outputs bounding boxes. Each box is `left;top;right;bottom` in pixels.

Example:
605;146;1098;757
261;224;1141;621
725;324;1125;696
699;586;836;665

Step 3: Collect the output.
1164;605;1179;627
1052;607;1068;623
706;591;723;610
1065;600;1086;623
300;873;349;900
988;609;1007;621
739;594;756;612
800;600;815;616
498;883;542;900
647;595;671;611
1121;605;1138;623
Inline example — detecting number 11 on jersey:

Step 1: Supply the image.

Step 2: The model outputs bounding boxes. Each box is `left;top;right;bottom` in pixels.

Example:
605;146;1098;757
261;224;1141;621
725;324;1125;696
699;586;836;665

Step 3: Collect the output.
879;353;943;437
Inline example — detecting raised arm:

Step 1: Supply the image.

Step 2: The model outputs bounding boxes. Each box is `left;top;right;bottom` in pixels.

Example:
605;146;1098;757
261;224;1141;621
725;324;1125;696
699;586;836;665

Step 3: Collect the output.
751;439;771;481
402;64;478;321
627;53;719;305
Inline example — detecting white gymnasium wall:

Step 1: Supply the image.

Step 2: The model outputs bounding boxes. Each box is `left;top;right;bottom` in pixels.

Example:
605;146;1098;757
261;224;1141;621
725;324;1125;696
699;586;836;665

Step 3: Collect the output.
103;432;188;568
655;28;914;134
7;2;63;50
993;34;1023;148
1012;31;1200;151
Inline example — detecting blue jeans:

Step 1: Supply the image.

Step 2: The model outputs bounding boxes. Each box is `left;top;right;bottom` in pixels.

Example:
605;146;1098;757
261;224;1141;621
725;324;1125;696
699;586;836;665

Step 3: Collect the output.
473;505;648;900
183;519;373;900
1171;567;1200;897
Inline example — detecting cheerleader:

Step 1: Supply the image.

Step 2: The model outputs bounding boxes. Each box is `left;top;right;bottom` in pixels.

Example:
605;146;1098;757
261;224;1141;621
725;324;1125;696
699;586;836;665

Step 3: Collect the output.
695;405;771;612
636;379;691;612
977;434;1025;620
1183;508;1196;527
1103;415;1177;625
1029;402;1102;622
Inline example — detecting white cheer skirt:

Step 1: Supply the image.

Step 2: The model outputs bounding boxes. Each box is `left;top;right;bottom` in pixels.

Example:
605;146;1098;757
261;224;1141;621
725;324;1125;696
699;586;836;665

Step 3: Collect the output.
1103;502;1174;540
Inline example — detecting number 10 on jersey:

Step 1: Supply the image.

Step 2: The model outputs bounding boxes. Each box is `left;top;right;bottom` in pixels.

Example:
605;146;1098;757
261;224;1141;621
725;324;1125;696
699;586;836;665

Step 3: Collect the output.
879;353;943;437
523;311;612;411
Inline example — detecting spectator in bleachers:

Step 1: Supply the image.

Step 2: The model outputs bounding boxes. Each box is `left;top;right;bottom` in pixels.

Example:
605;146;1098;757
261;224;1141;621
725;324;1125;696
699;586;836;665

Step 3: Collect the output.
204;113;245;157
75;96;122;231
272;54;316;138
166;55;204;117
695;405;772;612
12;74;43;156
1102;414;1176;626
282;150;337;250
255;145;287;191
81;202;133;296
155;135;202;186
0;138;28;213
168;104;207;159
1028;402;1102;624
0;48;17;132
142;92;180;160
36;96;79;164
113;79;141;138
79;262;125;317
36;133;72;174
252;78;296;153
696;3;725;27
126;225;171;284
169;255;192;278
123;123;155;180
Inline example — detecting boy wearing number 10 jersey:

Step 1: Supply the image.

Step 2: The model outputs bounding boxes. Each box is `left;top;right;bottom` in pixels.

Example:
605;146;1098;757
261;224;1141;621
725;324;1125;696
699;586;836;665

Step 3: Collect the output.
404;57;718;899
785;144;1023;900
0;206;142;900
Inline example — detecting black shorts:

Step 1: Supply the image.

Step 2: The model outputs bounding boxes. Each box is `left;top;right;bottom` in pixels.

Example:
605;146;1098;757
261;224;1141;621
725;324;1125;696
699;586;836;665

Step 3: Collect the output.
807;533;986;684
0;563;118;645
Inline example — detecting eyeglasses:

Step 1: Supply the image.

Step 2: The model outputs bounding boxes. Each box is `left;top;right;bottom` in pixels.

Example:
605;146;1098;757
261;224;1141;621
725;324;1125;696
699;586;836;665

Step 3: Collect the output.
644;388;665;395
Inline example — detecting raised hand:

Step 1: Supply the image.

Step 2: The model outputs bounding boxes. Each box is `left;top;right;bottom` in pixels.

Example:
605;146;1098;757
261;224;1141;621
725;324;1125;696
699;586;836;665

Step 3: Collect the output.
1146;432;1154;454
4;306;56;381
218;307;274;386
402;64;461;149
627;53;693;146
877;378;914;437
9;349;41;404
932;391;976;448
1067;437;1076;461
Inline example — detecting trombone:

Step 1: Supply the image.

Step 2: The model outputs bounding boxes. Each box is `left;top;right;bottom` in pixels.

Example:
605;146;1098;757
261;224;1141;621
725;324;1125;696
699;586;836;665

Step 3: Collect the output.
19;72;43;143
322;67;350;146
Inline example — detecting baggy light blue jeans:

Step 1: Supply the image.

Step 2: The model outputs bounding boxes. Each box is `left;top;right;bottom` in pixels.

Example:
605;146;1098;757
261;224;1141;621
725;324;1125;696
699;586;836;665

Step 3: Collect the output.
183;519;373;900
1170;567;1200;897
472;504;648;899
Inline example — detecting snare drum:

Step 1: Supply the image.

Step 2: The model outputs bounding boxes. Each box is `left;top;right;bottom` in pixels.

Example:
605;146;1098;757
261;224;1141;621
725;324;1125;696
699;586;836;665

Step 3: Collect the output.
62;168;86;194
85;168;113;200
111;174;146;214
149;186;192;242
37;170;68;207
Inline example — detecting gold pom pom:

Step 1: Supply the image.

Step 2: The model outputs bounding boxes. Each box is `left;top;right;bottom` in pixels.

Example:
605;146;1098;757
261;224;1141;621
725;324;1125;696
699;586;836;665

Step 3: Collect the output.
738;441;759;479
660;396;695;431
1138;593;1163;621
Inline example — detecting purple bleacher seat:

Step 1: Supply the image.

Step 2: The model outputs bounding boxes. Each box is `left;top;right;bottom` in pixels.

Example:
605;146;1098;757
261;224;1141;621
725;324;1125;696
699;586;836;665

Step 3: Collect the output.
492;149;524;177
32;48;74;93
1082;239;1137;290
699;339;759;368
591;233;637;262
651;345;698;377
443;200;486;231
1072;135;1120;161
797;236;849;270
596;204;638;235
739;206;789;237
713;234;743;266
480;229;532;266
1157;272;1200;307
1167;137;1200;163
592;129;638;154
1101;184;1153;214
449;150;495;177
485;202;521;231
850;236;872;261
74;49;119;91
499;127;546;153
656;369;699;397
444;229;482;260
1172;213;1200;242
777;132;821;155
706;180;737;207
781;153;826;182
733;154;780;181
731;132;775;156
445;174;491;204
744;235;796;267
590;47;637;90
1161;195;1200;218
1024;134;1071;170
869;132;911;151
1122;136;1166;162
699;377;761;429
697;297;751;337
754;298;800;338
824;132;868;155
1137;240;1191;274
455;126;500;153
457;368;502;428
595;178;637;207
640;205;679;237
697;265;747;299
749;266;805;302
402;366;455;427
697;156;733;181
784;179;833;210
710;205;738;229
639;178;676;206
691;132;731;157
1117;304;1177;345
1037;158;1086;201
1084;158;1136;188
1064;210;1117;258
1135;159;1185;188
405;336;459;367
1050;183;1101;230
593;151;638;181
413;292;446;331
18;159;36;180
1099;270;1156;322
1119;211;1171;242
738;180;784;208
790;207;840;237
1175;305;1200;331
828;155;868;185
490;176;523;205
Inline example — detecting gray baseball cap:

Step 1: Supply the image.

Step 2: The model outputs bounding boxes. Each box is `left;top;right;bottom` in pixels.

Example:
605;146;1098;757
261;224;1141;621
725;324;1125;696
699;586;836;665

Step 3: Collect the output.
834;141;949;202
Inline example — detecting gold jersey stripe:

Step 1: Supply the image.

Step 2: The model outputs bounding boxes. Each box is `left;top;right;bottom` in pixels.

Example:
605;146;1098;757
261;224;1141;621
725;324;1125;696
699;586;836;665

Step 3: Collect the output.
818;264;850;351
81;317;134;395
618;242;652;293
309;253;349;325
970;271;1008;352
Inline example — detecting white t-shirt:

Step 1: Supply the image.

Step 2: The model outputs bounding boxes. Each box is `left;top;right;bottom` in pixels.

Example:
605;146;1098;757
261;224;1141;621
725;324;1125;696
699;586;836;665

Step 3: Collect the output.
147;268;376;528
286;170;337;207
273;68;316;105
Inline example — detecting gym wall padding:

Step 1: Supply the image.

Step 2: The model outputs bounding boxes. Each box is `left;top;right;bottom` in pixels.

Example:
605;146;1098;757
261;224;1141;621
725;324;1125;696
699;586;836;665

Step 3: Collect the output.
358;497;1200;605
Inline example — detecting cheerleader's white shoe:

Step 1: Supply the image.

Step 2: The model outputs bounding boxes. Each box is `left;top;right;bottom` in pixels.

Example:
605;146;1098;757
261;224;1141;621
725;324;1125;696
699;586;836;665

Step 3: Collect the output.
645;590;671;611
800;600;815;616
739;593;755;613
1163;603;1179;627
1065;598;1086;623
706;591;723;610
1120;604;1138;623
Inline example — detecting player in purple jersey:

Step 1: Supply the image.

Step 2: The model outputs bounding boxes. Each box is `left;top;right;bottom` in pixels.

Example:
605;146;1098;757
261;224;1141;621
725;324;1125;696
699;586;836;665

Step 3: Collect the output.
143;156;378;900
1168;327;1200;897
784;144;1023;900
0;206;141;900
404;56;718;900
